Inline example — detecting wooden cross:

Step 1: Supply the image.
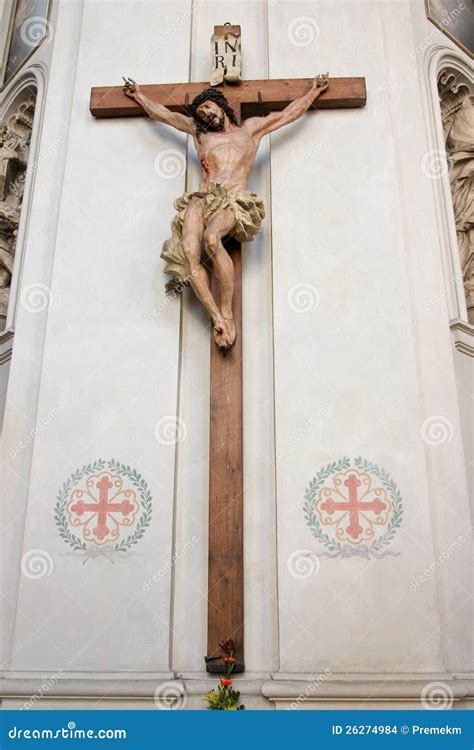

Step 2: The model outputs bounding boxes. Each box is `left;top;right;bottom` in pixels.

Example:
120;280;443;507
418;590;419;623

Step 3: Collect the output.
90;26;366;673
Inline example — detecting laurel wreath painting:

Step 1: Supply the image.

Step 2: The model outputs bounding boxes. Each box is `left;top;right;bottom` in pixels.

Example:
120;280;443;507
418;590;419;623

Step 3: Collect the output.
303;456;403;558
55;459;152;558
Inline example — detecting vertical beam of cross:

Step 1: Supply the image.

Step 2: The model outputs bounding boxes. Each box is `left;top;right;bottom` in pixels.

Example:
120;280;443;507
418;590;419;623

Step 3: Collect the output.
206;100;244;673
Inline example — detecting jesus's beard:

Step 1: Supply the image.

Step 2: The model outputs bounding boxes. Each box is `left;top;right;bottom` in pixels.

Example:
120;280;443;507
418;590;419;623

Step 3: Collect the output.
196;114;225;133
208;119;224;131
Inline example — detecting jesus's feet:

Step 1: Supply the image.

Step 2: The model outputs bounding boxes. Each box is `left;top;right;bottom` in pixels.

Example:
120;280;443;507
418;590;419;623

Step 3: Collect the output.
222;314;236;348
212;313;236;350
212;315;229;349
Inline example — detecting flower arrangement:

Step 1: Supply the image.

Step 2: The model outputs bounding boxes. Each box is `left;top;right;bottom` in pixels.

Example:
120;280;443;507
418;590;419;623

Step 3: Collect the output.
204;639;245;710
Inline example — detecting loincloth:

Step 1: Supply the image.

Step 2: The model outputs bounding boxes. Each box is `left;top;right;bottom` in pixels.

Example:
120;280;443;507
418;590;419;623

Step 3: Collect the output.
160;181;265;291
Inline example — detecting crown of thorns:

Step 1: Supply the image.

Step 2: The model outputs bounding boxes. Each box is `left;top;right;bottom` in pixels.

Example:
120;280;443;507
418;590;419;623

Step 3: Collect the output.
189;88;238;130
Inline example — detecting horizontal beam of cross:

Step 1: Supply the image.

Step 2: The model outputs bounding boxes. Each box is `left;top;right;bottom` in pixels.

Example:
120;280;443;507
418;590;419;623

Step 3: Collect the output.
90;77;366;118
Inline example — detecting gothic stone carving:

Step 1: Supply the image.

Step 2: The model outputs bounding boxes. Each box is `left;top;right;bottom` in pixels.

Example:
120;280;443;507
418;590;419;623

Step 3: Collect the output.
0;95;35;329
438;71;474;324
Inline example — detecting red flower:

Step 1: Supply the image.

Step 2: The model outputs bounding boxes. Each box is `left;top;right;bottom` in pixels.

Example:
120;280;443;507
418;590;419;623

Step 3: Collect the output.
220;678;233;687
219;639;234;655
224;656;237;664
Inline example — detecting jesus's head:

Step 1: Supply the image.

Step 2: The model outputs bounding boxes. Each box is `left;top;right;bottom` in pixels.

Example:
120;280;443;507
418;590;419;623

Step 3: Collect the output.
190;88;238;136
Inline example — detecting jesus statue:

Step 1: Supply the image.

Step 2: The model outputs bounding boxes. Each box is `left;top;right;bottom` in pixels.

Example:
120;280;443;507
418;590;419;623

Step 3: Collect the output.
123;75;329;349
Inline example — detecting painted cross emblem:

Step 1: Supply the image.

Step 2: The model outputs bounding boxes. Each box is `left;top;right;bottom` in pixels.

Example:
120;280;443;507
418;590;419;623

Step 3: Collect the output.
315;468;391;545
67;471;139;546
320;473;387;541
304;457;403;558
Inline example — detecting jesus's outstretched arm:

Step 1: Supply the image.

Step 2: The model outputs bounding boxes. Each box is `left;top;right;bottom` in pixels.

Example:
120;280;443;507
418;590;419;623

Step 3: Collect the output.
123;78;195;135
244;74;329;141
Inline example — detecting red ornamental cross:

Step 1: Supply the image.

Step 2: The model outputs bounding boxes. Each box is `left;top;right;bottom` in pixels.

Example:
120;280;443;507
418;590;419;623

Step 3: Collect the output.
70;475;134;541
320;474;387;541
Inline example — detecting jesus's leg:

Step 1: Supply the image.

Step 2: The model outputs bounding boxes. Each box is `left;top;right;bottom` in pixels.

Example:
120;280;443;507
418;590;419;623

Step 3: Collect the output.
203;208;237;349
181;198;227;344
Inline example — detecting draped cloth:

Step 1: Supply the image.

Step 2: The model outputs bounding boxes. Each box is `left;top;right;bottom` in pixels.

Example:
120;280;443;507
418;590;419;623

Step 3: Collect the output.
160;181;265;292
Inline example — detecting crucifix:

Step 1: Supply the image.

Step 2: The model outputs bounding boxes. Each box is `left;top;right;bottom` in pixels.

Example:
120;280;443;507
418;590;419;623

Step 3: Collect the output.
90;23;366;673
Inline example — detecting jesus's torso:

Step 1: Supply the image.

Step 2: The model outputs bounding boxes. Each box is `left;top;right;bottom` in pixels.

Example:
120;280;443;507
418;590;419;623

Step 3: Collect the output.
194;125;257;194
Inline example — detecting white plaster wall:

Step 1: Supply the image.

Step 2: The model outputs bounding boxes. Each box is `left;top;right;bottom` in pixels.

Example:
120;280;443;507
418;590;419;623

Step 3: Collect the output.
269;0;472;675
0;360;10;433
6;0;191;675
1;0;83;672
453;348;473;515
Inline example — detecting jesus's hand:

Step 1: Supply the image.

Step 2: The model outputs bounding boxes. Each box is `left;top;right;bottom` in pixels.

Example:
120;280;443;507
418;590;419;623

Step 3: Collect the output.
312;73;329;97
122;77;141;99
